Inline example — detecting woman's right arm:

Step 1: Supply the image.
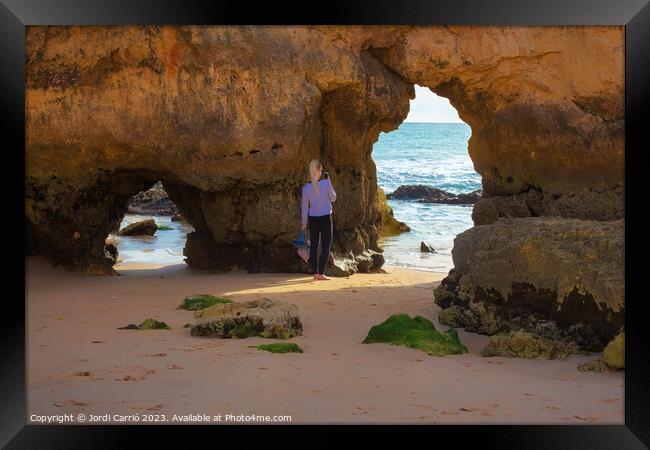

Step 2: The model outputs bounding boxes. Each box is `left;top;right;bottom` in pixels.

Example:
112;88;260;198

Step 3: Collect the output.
326;178;337;202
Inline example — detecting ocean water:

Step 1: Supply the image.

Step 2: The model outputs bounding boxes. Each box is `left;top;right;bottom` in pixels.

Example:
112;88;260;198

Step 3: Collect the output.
109;214;193;266
113;122;479;272
374;122;480;273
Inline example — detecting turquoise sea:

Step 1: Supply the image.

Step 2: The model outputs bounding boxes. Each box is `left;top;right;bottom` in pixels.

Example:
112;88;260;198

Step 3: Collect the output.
374;122;480;272
113;122;479;272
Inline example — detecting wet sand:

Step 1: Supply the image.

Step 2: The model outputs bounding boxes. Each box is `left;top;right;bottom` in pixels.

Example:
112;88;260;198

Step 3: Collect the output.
26;256;623;424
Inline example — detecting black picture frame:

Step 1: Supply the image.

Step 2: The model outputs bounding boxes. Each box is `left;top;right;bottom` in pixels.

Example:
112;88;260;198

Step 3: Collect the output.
3;0;649;447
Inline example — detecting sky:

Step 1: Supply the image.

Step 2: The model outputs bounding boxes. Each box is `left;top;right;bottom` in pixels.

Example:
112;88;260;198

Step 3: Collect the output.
404;85;464;123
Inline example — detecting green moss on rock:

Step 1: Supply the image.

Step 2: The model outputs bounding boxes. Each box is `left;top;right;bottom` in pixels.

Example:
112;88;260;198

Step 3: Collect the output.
603;331;624;369
139;318;171;330
248;342;304;353
481;330;578;360
157;225;174;231
119;318;170;330
437;305;464;327
190;298;303;339
178;294;233;311
362;313;468;356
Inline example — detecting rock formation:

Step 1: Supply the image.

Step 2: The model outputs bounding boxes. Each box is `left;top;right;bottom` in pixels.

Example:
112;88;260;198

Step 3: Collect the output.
127;181;180;216
117;218;158;236
387;185;482;204
377;186;410;237
434;218;624;351
26;25;623;276
190;297;303;339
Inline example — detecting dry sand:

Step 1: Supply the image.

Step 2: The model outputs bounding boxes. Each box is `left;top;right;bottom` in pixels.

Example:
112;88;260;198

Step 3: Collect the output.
26;256;623;424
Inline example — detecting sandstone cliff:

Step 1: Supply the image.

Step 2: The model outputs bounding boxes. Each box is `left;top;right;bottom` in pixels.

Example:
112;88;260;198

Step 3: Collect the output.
26;26;624;277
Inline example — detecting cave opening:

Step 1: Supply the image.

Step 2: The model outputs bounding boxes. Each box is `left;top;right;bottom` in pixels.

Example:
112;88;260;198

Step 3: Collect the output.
107;180;195;270
373;85;481;273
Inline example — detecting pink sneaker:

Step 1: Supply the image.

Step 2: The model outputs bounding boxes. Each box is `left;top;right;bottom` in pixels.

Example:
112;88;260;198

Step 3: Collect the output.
316;274;331;280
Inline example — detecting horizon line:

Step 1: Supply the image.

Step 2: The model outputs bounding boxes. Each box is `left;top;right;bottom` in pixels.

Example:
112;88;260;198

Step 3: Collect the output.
402;120;467;124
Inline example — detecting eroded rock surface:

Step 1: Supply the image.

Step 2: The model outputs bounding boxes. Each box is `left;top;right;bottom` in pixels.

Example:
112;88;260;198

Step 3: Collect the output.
26;26;623;274
434;218;624;351
191;297;303;339
127;182;180;216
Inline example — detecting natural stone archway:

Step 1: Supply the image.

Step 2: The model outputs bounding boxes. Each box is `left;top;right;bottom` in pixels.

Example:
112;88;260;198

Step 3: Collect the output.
26;25;624;280
367;26;624;223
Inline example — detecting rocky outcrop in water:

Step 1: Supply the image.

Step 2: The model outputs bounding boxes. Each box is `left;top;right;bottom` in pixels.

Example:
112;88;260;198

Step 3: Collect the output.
117;219;158;236
434;218;624;351
25;26;623;275
387;185;482;204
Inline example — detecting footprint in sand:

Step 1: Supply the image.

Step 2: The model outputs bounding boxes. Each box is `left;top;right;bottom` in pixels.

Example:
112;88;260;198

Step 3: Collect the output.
145;404;164;411
54;400;88;407
415;404;435;411
117;375;146;382
353;405;375;415
166;364;183;370
73;371;92;377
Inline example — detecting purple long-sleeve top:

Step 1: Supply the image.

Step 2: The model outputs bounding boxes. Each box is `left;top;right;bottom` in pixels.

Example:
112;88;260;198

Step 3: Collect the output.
301;179;337;226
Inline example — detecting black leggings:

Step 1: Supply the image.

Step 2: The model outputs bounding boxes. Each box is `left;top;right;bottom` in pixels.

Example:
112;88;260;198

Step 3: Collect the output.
308;214;333;275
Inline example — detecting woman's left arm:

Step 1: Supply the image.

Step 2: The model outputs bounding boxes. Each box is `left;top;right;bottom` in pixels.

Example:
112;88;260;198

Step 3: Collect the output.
327;178;337;202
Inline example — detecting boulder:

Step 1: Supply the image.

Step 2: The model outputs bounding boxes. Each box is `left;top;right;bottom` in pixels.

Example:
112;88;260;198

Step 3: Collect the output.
434;217;624;351
190;298;303;339
117;219;158;236
323;253;357;277
103;243;118;265
602;331;624;369
420;241;435;253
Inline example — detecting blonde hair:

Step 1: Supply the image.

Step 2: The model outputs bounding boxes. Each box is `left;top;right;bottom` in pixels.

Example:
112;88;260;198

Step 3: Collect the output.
309;159;322;195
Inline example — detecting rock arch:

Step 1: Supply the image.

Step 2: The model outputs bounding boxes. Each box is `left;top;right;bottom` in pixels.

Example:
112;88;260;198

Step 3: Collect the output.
26;25;624;278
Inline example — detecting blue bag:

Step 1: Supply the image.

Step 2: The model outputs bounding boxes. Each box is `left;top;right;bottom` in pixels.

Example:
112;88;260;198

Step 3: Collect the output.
292;230;310;249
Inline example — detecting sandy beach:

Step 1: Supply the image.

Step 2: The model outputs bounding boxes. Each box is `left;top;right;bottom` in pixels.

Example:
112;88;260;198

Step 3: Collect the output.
26;256;623;424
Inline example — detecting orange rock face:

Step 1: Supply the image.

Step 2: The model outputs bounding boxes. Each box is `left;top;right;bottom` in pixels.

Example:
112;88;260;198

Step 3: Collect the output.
25;26;624;273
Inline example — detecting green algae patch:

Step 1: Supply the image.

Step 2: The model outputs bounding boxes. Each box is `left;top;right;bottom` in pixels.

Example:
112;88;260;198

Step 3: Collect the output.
178;294;233;311
118;318;170;330
157;225;174;231
362;314;468;356
248;342;304;353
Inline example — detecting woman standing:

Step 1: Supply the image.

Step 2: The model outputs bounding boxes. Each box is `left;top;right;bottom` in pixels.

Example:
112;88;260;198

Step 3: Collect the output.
301;159;337;280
